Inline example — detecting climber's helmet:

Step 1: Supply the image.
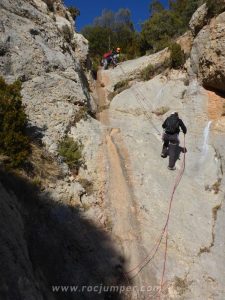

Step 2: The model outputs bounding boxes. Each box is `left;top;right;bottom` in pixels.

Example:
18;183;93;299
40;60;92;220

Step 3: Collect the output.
171;111;178;117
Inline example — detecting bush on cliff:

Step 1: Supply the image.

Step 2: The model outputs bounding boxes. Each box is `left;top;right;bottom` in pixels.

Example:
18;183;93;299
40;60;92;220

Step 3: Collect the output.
43;0;54;12
206;0;225;16
0;77;30;167
140;0;203;53
58;136;83;172
169;43;185;69
68;6;80;21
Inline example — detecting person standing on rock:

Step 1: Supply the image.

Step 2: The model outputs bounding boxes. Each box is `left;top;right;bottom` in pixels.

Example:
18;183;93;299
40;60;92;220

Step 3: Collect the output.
161;112;187;170
102;47;121;69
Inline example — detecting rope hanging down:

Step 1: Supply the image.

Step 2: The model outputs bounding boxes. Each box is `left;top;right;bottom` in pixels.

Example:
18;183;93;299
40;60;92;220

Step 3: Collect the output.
158;135;186;299
113;64;187;299
124;136;186;277
123;136;186;300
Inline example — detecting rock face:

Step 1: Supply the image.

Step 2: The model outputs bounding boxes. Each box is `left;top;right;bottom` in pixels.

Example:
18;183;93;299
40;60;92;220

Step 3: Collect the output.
101;33;192;94
1;1;225;300
0;181;44;300
0;0;93;152
96;15;225;294
73;33;89;64
191;12;225;93
97;59;225;298
101;48;170;92
176;31;193;56
0;2;116;299
0;171;127;300
0;0;101;222
189;3;208;36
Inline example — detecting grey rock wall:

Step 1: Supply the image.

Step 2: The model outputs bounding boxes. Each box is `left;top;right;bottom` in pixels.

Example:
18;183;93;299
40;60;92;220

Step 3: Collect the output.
191;12;225;93
0;0;93;152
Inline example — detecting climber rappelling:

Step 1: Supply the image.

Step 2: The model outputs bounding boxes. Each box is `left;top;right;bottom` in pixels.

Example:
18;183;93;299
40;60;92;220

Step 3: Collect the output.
161;112;187;170
101;47;121;70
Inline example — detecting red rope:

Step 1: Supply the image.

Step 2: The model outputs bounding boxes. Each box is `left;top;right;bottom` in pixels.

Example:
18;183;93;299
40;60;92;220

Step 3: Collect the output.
158;135;186;299
125;135;186;275
106;65;187;298
122;136;186;300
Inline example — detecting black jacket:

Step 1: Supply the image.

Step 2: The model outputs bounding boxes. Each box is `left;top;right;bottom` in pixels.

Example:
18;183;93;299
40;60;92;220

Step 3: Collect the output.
162;115;187;134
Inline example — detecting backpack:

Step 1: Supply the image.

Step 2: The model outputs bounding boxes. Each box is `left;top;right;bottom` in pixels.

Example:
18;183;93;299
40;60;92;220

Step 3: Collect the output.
103;51;112;59
166;116;179;134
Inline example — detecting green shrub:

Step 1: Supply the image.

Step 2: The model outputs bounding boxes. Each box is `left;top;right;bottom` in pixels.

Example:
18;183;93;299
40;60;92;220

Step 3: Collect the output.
206;0;225;16
0;77;30;167
140;59;171;82
68;6;80;21
114;80;129;92
72;107;88;125
58;137;83;170
91;58;99;79
140;0;203;54
140;64;155;81
107;80;130;101
82;9;142;69
169;43;185;69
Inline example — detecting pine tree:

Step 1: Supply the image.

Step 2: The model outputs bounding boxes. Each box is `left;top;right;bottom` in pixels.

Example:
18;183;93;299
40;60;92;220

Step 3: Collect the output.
0;77;30;167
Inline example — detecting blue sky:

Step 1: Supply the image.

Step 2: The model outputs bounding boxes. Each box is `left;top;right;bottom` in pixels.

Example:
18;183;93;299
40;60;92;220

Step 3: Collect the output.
64;0;168;32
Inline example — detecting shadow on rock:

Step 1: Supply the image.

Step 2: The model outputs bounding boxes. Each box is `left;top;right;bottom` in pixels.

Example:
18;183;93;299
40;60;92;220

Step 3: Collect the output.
174;145;187;163
167;144;187;168
26;124;47;146
0;169;131;300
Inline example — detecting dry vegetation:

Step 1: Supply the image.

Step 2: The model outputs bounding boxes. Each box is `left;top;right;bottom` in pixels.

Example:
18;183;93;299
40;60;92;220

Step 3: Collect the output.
71;106;88;125
205;178;222;194
152;106;170;116
173;276;190;296
78;178;94;196
221;103;225;116
108;80;130;101
139;59;170;82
